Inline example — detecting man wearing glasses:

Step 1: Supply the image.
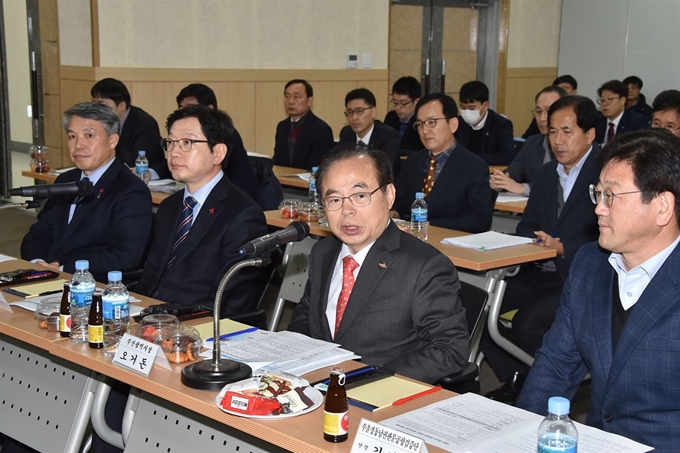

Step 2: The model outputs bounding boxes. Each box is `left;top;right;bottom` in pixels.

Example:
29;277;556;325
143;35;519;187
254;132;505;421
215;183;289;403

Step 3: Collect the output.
338;88;400;169
518;129;680;453
391;93;493;233
135;105;267;318
288;145;469;383
650;89;680;139
383;76;424;152
594;80;648;145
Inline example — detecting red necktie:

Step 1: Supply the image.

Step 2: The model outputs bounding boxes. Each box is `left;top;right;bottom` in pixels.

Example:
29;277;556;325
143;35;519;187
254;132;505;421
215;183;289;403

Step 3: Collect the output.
334;256;359;338
607;122;615;143
421;156;436;195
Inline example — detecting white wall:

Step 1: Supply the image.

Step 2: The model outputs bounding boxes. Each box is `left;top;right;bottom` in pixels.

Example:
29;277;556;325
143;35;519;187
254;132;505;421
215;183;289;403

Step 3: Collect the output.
507;0;562;68
57;0;92;67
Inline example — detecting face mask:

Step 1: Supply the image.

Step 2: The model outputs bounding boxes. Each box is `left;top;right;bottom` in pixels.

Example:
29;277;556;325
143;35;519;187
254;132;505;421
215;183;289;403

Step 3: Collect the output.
460;109;481;126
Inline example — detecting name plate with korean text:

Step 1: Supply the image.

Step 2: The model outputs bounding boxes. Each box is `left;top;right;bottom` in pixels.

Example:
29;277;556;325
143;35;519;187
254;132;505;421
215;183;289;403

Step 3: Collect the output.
351;418;428;453
113;333;171;376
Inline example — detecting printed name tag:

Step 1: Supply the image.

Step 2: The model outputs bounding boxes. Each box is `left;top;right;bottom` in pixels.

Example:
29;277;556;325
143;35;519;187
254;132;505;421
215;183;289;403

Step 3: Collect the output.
113;332;170;376
351;418;428;453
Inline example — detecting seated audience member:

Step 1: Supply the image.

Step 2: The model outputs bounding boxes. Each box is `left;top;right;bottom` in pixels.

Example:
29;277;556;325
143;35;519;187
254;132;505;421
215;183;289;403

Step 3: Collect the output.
483;96;601;404
174;83;257;200
20;102;152;282
91;78;164;170
492;86;567;195
623;75;652;119
650;89;680;138
523;75;579;138
288;145;469;383
392;93;493;233
135;106;267;318
384;76;425;152
455;81;515;165
595;80;648;145
273;79;335;169
517;129;680;453
338;88;400;169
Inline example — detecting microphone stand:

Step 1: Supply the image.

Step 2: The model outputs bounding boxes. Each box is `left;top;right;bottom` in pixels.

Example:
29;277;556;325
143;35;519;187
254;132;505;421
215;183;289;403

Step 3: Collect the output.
181;256;272;390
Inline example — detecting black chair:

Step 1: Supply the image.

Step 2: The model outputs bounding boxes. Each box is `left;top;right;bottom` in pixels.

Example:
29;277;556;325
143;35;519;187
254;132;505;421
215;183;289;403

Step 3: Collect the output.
437;281;489;394
249;156;283;211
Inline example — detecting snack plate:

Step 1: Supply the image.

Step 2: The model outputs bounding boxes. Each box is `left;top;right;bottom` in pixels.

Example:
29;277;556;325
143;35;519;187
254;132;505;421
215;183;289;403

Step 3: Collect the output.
215;385;323;419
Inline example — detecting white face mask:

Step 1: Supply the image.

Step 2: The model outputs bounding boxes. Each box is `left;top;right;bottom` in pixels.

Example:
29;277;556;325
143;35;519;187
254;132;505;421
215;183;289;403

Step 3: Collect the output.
460;109;481;126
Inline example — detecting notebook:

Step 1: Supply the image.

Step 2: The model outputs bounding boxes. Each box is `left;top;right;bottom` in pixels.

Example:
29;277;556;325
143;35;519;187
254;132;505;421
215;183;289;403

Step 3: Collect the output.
346;376;439;412
3;279;68;298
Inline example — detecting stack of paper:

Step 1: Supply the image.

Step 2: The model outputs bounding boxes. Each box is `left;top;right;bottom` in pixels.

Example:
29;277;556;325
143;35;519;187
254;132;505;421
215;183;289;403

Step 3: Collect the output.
283;172;312;182
442;231;533;251
496;193;529;203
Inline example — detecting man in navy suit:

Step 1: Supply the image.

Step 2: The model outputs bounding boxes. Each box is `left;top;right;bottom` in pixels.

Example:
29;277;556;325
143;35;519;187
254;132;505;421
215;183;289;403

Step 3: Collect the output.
594;80;648;145
20;102;152;283
650;89;680;139
623;75;652;119
383;76;424;152
518;129;680;453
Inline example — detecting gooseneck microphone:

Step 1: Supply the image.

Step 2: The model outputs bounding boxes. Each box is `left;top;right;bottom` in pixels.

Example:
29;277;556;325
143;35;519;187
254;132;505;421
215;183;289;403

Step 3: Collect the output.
239;221;310;255
9;179;95;198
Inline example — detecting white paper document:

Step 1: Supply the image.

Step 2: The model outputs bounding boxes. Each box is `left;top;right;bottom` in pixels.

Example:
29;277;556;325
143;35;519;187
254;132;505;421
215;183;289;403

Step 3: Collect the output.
495;193;529;203
283;172;312;182
246;152;272;159
148;179;177;187
381;393;652;453
441;231;533;251
0;254;15;262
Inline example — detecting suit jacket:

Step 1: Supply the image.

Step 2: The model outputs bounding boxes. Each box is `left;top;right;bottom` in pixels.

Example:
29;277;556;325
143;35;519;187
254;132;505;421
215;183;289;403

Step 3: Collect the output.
288;222;469;383
516;146;600;279
273;111;335;170
135;175;268;317
118;105;164;170
394;143;494;233
20;159;153;282
595;109;649;144
338;120;401;169
505;134;554;195
454;109;516;165
383;110;424;152
517;241;680;453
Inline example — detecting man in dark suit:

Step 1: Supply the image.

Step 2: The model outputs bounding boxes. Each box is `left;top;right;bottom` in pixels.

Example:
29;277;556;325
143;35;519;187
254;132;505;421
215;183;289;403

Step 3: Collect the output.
91;78;164;171
455;81;515;165
650;89;680;139
273;79;335;170
522;75;579;138
338;88;400;170
483;96;601;404
518;129;680;453
173;83;257;200
20;102;152;282
288;145;469;383
491;86;566;196
623;75;652;119
135;106;267;317
595;79;648;145
383;76;424;152
392;93;493;233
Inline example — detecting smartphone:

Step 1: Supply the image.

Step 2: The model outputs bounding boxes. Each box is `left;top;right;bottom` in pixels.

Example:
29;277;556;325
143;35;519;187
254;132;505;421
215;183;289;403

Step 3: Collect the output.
0;269;34;283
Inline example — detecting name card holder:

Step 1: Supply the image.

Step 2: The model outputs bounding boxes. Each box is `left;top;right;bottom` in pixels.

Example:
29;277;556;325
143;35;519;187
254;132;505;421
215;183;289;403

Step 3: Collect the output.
351;418;428;453
113;332;171;376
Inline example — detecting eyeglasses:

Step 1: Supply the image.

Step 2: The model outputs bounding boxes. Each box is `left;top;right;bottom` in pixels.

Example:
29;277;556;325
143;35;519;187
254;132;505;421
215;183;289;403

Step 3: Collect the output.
322;186;384;211
589;184;641;208
161;138;209;153
531;108;548;117
390;99;414;108
651;121;680;133
344;107;372;118
597;97;622;105
413;117;448;131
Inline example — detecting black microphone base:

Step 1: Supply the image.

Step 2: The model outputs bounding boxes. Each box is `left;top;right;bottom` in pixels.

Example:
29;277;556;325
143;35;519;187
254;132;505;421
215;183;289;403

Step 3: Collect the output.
181;358;252;390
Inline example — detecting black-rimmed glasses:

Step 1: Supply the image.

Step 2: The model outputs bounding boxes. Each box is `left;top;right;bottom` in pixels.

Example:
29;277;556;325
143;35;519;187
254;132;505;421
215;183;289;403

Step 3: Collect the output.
161;138;209;153
322;186;385;211
413;117;448;131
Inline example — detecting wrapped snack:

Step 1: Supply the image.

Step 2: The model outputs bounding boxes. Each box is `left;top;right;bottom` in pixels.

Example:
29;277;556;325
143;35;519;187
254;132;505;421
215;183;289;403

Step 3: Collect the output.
276;387;315;414
219;373;312;416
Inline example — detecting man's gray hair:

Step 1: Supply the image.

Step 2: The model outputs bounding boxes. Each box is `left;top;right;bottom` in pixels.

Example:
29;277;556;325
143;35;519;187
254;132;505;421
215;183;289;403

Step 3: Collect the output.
62;102;120;136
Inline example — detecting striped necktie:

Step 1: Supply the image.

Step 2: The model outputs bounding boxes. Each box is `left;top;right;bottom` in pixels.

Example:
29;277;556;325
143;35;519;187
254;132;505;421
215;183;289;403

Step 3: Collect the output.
334;256;359;338
167;195;197;269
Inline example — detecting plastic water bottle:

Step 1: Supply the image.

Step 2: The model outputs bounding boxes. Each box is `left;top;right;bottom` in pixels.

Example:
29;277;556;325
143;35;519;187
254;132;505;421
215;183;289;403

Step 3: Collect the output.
410;192;428;242
69;260;96;343
102;271;130;357
538;396;578;453
309;166;319;203
135;150;150;185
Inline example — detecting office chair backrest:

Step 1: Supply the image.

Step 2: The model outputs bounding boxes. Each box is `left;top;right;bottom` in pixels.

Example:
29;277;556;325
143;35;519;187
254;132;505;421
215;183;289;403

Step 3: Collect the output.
459;280;489;341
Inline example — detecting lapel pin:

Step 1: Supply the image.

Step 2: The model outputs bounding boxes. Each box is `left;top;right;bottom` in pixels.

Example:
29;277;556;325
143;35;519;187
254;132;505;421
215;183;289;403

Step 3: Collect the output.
378;262;387;269
97;188;104;199
209;208;215;214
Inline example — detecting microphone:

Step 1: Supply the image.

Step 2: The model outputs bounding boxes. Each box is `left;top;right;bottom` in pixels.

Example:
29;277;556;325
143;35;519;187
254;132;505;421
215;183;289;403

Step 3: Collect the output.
9;179;95;198
239;221;310;255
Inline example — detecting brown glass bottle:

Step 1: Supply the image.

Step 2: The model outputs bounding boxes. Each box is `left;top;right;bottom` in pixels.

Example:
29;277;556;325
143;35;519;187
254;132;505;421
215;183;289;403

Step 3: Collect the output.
88;293;104;349
59;283;71;338
323;367;349;442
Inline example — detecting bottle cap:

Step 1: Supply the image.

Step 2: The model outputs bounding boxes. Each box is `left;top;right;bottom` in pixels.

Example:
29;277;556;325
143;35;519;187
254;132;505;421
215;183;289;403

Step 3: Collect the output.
548;396;570;415
75;260;89;270
138;150;146;156
108;271;122;282
415;192;425;199
312;166;319;172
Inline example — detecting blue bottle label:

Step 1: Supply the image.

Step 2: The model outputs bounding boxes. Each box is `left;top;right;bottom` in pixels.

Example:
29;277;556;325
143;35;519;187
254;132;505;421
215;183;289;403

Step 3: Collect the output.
71;291;92;307
411;208;428;222
103;297;129;319
136;163;149;173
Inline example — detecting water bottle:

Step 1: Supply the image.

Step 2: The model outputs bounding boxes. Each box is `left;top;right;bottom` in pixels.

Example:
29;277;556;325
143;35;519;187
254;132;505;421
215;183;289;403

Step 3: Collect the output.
410;192;428;242
537;396;578;453
309;166;319;204
69;260;96;343
135;150;150;185
102;270;130;357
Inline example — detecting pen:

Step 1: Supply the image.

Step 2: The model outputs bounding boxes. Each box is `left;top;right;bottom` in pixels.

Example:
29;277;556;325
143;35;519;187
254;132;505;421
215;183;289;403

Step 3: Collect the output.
207;326;258;342
535;233;557;244
38;290;62;296
312;365;377;387
392;385;442;406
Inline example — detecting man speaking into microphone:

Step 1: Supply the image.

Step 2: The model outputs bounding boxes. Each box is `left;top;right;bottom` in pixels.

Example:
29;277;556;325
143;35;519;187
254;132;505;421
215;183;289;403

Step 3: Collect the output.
20;102;152;282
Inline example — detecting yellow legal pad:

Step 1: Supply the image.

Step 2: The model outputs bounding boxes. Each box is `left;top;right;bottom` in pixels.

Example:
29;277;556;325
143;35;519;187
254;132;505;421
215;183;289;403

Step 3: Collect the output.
4;279;68;298
347;376;436;412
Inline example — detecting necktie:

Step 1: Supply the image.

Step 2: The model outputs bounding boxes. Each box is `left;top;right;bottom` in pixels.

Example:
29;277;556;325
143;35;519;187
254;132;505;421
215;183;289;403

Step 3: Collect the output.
334;256;359;338
357;140;367;146
167;196;197;269
421;155;436;195
69;177;91;224
606;122;615;143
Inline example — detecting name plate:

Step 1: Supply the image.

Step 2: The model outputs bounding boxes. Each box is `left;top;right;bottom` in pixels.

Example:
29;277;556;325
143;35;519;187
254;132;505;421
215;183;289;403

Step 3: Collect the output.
113;333;171;376
351;418;428;453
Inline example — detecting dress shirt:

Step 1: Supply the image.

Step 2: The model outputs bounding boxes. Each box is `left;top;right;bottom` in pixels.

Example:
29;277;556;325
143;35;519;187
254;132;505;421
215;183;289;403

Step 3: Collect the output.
181;170;224;226
604;110;624;144
608;235;680;310
556;146;592;201
357;124;375;145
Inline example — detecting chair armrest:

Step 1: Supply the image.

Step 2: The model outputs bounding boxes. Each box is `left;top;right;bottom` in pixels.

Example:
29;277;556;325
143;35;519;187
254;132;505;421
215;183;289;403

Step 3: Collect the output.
437;362;479;393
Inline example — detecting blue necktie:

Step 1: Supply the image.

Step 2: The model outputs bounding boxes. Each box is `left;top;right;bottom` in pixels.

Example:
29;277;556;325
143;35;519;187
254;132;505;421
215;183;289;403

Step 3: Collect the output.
167;196;197;269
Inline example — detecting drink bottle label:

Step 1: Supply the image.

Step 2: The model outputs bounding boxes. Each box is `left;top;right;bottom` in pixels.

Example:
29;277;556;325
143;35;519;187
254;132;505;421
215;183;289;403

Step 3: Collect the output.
324;410;349;436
